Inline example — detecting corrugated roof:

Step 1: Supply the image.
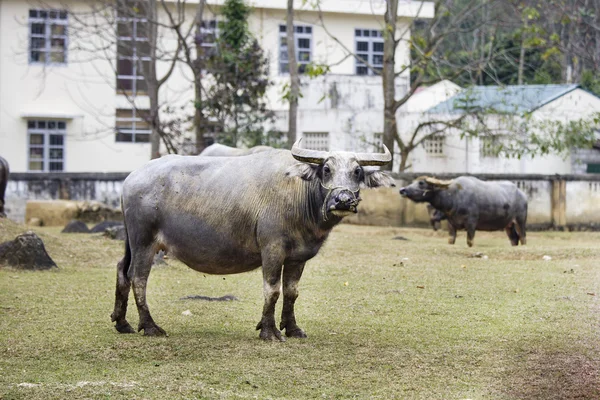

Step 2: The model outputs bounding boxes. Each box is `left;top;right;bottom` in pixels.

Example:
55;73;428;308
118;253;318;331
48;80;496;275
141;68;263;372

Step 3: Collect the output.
426;84;580;115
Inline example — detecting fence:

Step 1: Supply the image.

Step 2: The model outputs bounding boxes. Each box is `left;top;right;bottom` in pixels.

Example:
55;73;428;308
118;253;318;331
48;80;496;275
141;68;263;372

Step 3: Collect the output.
5;172;600;230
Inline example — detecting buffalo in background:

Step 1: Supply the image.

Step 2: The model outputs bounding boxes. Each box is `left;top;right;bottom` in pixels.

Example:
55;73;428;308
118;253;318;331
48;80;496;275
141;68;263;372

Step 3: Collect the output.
0;155;9;217
400;176;527;247
199;143;273;157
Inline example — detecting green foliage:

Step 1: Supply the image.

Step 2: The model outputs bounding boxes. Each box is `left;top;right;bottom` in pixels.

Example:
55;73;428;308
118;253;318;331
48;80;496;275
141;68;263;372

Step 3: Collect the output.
202;0;274;148
581;70;600;96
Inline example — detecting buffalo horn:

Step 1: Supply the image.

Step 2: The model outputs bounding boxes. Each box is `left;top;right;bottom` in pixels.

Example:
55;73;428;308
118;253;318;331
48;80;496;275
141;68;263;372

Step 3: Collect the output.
291;139;328;164
355;145;392;166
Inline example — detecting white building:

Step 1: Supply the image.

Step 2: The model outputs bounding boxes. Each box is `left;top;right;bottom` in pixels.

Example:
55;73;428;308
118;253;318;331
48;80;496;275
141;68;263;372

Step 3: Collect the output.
399;84;600;174
0;0;434;173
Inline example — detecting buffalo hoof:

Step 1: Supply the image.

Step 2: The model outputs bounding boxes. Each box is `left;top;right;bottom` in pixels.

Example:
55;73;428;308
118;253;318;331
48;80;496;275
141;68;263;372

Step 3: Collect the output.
115;321;136;334
140;324;167;337
448;239;456;245
256;322;285;341
285;328;307;339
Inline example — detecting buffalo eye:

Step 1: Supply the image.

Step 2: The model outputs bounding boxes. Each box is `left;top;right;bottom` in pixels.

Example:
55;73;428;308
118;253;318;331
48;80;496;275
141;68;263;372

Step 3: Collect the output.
323;165;331;175
418;180;425;187
354;167;361;177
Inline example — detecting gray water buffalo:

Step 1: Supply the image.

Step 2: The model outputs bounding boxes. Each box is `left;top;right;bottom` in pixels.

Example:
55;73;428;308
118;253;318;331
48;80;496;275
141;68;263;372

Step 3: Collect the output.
112;140;395;340
0;156;9;217
199;143;273;156
399;176;527;247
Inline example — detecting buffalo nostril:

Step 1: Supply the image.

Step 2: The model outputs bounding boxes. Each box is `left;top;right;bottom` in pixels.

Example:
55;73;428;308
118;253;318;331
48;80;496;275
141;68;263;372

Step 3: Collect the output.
399;188;406;195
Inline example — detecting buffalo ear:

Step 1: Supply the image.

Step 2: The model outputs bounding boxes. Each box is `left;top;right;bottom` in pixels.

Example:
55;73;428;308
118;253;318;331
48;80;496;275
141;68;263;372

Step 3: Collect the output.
286;163;319;181
362;170;396;188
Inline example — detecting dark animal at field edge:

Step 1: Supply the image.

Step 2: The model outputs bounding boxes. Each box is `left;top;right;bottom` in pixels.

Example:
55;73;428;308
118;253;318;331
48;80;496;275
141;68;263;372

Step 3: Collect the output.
399;176;527;247
426;204;447;231
0;155;9;218
199;143;273;157
112;140;395;340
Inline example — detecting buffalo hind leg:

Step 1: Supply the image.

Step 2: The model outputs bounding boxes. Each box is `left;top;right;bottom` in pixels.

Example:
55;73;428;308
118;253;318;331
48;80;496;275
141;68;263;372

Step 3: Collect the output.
131;245;166;336
505;223;520;246
466;227;476;247
515;214;527;245
256;248;285;341
111;236;135;333
448;223;457;245
280;261;307;338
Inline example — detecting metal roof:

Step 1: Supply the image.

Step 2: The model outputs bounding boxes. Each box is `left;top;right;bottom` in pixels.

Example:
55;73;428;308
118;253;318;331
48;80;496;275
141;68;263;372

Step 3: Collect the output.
426;84;580;115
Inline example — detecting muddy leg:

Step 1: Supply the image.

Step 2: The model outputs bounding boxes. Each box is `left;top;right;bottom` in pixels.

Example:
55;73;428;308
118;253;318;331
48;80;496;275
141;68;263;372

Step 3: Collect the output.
515;214;527;245
448;223;457;245
466;226;476;247
505;223;519;246
280;261;307;338
256;248;285;341
111;243;135;333
131;245;166;336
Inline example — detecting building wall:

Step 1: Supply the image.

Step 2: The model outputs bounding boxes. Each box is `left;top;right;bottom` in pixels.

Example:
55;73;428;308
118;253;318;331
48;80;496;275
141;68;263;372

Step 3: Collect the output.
402;88;600;175
0;0;426;172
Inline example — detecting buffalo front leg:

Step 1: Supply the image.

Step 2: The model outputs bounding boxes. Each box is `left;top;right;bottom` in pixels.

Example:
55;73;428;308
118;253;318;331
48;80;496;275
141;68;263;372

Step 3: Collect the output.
466;226;476;247
448;223;457;245
256;249;285;341
131;245;166;336
280;261;307;338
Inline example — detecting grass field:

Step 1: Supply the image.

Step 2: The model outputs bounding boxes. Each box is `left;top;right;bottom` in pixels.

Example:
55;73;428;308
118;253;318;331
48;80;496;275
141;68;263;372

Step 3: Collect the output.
1;217;600;399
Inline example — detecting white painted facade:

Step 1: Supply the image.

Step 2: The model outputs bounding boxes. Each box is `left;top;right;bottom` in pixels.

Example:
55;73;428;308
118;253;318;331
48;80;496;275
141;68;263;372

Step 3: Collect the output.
0;0;434;173
398;85;600;174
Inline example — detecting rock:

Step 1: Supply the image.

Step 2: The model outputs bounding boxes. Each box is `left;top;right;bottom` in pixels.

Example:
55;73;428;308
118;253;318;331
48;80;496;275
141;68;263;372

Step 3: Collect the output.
103;225;126;240
182;310;193;316
27;218;43;226
542;255;552;261
90;220;123;233
61;220;90;233
0;231;57;270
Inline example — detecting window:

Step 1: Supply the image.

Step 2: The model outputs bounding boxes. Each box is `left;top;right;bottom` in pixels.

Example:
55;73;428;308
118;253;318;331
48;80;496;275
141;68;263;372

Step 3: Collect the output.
279;25;312;74
423;135;444;155
586;164;600;173
29;9;68;64
115;109;151;143
355;29;383;75
27;120;66;171
199;20;218;57
480;135;501;158
302;132;329;151
116;1;150;94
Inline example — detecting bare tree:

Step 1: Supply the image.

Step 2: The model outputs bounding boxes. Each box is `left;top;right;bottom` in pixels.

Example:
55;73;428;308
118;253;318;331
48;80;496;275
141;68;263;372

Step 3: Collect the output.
66;0;183;157
285;0;300;148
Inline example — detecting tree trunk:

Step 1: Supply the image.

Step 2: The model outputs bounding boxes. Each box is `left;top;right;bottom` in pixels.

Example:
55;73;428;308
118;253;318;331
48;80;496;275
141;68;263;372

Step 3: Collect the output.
147;0;161;159
398;148;410;172
286;0;299;148
382;0;398;171
194;1;206;154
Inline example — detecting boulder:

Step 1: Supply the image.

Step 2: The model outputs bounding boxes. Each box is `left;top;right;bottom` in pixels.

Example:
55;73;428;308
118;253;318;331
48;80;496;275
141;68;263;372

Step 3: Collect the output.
90;220;123;233
61;220;91;233
0;231;57;270
103;225;126;241
25;200;122;227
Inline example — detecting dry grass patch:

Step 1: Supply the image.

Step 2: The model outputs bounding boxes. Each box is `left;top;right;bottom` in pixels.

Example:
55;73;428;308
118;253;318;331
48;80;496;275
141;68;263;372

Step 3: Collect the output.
1;221;599;399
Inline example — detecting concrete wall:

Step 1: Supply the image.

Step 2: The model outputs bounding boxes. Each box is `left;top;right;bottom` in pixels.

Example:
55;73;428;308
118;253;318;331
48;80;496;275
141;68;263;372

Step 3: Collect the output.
5;172;600;230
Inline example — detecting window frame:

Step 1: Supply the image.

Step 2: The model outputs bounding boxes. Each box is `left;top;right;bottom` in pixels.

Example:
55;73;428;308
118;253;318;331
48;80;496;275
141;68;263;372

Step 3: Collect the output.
302;132;329;151
354;28;383;76
279;24;313;75
28;9;69;65
116;4;151;95
27;119;67;172
422;135;445;156
115;108;152;143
